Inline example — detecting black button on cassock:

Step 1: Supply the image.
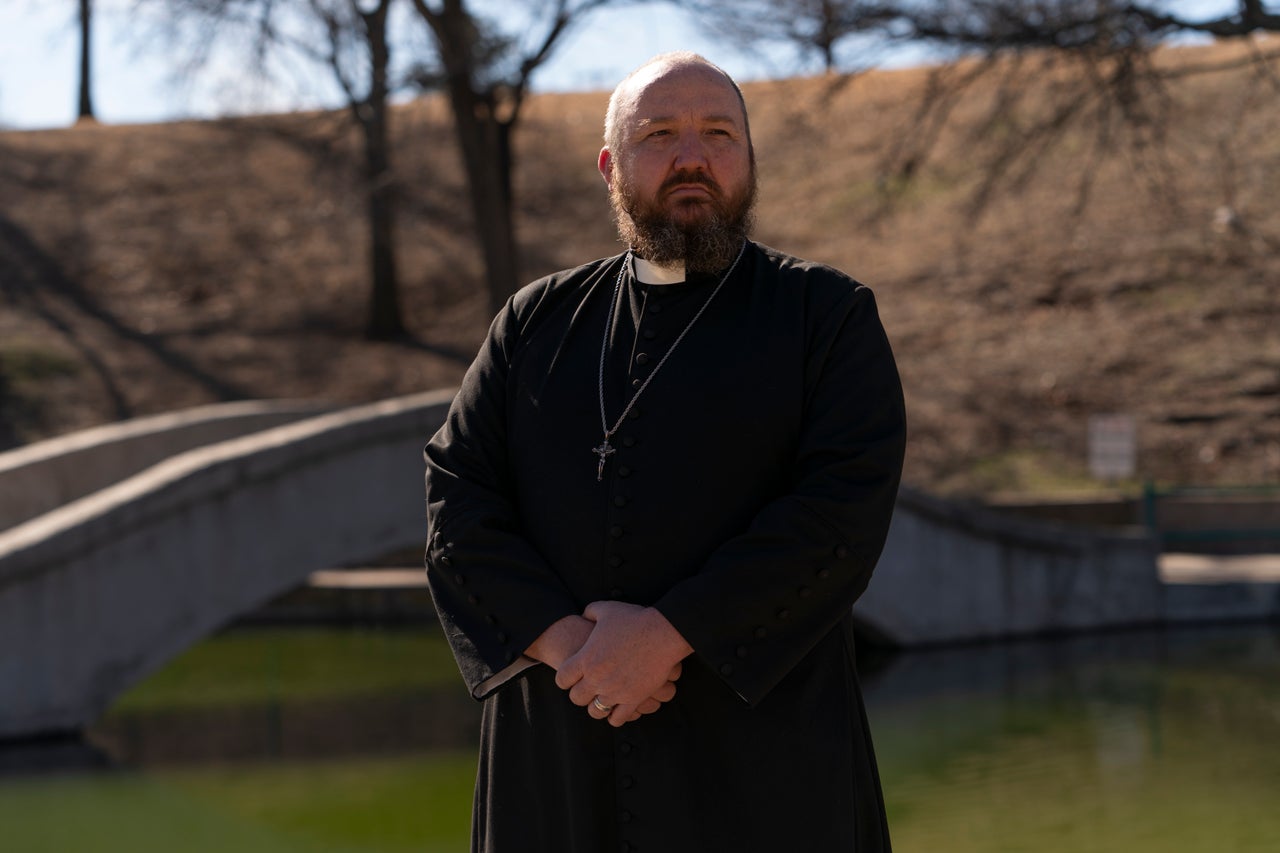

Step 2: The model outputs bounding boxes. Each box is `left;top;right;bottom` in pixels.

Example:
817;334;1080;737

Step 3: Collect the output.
610;525;624;538
635;352;650;365
614;496;628;507
736;646;749;659
620;810;633;823
817;568;832;580
609;555;624;567
621;775;635;789
618;465;632;477
622;436;637;447
609;587;624;598
719;663;734;676
754;626;768;639
834;544;850;558
798;585;812;598
619;742;634;755
776;608;791;620
643;329;657;340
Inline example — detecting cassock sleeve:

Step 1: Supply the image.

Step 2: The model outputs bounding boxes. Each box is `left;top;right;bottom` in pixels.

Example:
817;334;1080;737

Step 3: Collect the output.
424;293;582;699
653;283;906;707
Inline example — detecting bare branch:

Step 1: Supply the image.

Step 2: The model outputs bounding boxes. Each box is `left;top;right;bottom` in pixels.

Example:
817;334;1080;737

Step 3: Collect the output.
1130;0;1280;38
406;0;627;309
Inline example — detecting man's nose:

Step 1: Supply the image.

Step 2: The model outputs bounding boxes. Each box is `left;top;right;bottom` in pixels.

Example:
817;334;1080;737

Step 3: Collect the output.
672;132;709;170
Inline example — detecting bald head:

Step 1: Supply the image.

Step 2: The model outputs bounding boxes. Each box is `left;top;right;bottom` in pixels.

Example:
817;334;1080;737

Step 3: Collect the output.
603;52;751;156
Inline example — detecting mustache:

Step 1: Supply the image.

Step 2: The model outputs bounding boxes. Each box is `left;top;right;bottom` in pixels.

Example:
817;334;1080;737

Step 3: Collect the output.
660;170;720;195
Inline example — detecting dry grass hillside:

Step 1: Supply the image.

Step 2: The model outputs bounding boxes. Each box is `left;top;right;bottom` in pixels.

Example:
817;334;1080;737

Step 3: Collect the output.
1;41;1277;497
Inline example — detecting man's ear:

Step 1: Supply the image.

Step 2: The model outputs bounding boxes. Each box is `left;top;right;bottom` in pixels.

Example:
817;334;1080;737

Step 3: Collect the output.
598;147;613;188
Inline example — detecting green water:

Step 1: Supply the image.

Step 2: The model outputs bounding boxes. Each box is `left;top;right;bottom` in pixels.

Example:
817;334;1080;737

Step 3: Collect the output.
871;630;1280;852
2;625;1277;852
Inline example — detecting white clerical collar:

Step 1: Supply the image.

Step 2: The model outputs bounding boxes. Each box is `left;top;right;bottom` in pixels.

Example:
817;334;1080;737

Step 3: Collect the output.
632;255;685;285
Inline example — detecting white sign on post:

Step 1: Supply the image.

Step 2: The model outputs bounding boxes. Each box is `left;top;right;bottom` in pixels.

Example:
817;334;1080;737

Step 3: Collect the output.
1088;414;1137;481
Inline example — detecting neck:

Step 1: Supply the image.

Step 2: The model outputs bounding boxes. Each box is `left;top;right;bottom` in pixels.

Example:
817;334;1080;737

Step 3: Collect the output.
632;254;685;285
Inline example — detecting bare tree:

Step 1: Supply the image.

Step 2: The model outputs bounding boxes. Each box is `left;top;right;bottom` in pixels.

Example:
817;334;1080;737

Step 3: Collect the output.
879;2;1280;209
688;1;1280;215
406;0;619;317
315;0;405;339
689;2;1280;63
870;1;1280;49
142;0;410;338
146;0;633;319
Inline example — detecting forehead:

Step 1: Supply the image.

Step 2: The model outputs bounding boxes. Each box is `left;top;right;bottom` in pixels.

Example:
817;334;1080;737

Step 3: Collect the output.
619;63;746;128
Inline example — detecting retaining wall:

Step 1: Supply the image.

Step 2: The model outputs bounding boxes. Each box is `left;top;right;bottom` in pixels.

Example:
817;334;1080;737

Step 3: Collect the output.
855;489;1164;645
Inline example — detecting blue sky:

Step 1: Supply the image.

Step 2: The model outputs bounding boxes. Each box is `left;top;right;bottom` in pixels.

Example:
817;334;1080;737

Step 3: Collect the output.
0;1;802;130
0;0;1235;131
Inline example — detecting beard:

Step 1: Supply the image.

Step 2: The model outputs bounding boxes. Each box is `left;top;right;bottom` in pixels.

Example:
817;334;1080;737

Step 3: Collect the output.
610;167;757;274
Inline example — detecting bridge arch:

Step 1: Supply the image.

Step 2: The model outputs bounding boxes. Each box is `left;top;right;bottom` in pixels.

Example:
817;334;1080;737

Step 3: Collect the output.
0;391;1166;740
0;391;453;739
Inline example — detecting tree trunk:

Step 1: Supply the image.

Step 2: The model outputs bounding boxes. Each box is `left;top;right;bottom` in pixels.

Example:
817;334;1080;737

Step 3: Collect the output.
419;0;523;319
361;1;405;340
77;0;95;122
448;84;521;319
363;118;404;340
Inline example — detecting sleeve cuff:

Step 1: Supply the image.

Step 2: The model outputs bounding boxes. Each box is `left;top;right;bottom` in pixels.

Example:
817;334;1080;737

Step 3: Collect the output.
471;654;541;699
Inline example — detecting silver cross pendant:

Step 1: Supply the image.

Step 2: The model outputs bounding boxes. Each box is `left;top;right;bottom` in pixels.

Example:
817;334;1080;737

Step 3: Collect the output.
592;438;616;482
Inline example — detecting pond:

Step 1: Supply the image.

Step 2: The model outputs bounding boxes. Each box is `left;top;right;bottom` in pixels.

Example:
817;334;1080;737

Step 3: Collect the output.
2;623;1277;852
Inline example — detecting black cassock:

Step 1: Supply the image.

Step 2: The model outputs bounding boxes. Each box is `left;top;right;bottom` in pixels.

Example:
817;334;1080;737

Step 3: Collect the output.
424;242;906;853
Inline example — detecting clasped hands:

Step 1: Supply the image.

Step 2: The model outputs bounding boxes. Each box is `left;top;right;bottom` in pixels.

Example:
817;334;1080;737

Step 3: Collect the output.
525;601;693;728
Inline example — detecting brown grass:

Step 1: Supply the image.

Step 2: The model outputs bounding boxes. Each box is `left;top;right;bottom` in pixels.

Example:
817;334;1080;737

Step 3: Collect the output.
1;41;1278;496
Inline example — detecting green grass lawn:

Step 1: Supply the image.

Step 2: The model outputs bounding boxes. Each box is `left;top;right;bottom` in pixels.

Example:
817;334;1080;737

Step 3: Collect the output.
0;753;475;853
109;627;464;714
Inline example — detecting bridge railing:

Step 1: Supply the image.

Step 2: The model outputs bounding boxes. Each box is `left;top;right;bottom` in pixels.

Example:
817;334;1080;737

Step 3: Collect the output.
0;400;335;531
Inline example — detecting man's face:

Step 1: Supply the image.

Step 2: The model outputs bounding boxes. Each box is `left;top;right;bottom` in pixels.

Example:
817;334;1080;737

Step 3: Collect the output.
601;62;756;271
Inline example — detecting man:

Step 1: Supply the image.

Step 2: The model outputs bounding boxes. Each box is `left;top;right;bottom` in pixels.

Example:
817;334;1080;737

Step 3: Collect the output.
424;52;906;853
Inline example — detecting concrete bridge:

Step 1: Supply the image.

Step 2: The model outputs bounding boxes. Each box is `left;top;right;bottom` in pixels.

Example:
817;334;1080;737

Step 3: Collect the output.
2;392;1275;740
